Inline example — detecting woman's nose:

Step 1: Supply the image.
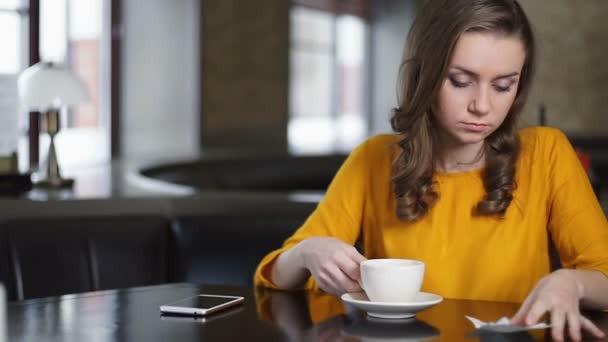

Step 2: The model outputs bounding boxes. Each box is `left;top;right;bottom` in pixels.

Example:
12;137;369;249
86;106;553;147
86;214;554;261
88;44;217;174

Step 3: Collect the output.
469;86;491;116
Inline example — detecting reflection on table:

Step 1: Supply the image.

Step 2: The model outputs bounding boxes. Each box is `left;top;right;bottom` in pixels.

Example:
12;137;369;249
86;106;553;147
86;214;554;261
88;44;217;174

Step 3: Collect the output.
256;288;608;342
6;283;608;341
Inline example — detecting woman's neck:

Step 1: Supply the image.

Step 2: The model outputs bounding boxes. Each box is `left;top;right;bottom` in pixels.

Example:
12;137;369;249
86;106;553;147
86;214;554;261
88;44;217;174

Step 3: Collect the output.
435;140;486;173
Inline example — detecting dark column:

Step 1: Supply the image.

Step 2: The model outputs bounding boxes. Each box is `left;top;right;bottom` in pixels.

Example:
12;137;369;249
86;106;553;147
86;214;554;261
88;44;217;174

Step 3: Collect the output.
200;0;289;155
28;0;40;169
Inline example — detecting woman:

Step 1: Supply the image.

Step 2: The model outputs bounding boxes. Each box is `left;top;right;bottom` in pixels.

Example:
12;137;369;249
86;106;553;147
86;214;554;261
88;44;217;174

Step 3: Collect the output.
255;0;608;340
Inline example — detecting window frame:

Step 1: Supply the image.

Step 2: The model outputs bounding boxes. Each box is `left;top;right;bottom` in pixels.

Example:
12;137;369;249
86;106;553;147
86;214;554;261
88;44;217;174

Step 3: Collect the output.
23;0;121;169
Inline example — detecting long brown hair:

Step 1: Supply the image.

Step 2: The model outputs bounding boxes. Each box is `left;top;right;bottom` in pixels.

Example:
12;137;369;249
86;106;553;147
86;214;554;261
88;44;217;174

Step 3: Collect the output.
390;0;536;221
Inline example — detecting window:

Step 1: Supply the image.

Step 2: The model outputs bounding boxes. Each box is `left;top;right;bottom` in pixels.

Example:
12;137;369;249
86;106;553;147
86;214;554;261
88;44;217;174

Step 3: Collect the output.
37;0;110;168
1;0;115;172
289;4;369;155
0;1;25;74
0;0;27;161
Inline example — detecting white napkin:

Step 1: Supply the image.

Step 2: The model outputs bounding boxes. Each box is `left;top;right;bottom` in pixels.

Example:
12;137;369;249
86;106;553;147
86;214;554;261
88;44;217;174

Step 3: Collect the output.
466;315;552;333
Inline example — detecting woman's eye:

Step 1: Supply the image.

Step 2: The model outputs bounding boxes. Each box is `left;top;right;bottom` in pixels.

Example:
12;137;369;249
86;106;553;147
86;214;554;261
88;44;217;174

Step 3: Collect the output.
493;85;512;93
449;77;470;88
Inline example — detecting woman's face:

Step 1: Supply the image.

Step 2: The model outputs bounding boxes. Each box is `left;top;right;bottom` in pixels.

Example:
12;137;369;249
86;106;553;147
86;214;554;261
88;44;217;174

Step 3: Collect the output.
433;31;526;147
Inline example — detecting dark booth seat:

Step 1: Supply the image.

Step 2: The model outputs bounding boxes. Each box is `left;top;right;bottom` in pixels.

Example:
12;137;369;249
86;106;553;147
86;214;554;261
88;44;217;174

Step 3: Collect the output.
0;212;310;302
0;216;169;300
0;226;19;302
169;215;304;286
0;209;567;302
9;222;93;300
1;216;171;301
86;217;169;290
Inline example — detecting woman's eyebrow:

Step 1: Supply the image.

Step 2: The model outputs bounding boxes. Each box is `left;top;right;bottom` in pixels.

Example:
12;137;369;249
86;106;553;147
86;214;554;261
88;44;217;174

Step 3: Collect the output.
451;65;520;80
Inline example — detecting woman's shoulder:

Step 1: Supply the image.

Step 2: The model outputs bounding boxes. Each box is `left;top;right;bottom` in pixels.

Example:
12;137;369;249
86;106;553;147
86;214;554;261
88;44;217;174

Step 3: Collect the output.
364;133;401;148
519;126;567;140
358;134;401;158
346;134;400;168
519;126;571;153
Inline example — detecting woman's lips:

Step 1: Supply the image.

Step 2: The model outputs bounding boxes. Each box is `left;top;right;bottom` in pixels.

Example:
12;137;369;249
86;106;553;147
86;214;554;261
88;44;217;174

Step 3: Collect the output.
461;122;488;132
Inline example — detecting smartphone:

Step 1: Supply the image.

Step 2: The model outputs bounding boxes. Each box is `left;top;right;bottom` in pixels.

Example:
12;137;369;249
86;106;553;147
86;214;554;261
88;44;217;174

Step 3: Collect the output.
159;294;244;316
160;305;244;323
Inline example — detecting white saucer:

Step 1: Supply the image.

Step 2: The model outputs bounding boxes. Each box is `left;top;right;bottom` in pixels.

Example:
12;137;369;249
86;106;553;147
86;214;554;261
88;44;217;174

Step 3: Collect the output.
341;292;443;319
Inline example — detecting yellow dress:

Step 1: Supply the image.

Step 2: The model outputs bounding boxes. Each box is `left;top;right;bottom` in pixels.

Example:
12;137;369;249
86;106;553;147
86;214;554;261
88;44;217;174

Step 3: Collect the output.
254;127;608;303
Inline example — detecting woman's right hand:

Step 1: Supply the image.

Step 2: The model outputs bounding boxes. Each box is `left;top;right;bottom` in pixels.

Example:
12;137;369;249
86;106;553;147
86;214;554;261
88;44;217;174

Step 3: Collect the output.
297;237;367;296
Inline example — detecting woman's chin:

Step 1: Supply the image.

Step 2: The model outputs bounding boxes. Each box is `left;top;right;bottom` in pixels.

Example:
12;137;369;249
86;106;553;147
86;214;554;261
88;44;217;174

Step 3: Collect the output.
452;132;487;145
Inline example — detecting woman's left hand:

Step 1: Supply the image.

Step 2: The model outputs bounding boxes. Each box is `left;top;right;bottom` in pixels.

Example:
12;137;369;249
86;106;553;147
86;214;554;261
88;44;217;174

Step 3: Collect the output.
510;269;605;341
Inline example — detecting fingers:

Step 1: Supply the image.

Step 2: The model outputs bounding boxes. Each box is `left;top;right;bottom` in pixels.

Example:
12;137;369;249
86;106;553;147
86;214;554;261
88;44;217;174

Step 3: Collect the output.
509;309;526;326
314;263;341;295
338;247;365;281
566;311;581;342
320;245;365;294
580;315;606;339
508;271;606;341
304;237;366;295
345;246;367;264
510;295;534;325
558;312;605;342
550;310;566;341
315;262;360;295
547;308;607;342
524;300;548;326
331;257;362;293
519;299;605;342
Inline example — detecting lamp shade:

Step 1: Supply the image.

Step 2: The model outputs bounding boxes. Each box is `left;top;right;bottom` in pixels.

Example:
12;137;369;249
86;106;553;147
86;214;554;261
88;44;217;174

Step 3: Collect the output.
18;61;89;111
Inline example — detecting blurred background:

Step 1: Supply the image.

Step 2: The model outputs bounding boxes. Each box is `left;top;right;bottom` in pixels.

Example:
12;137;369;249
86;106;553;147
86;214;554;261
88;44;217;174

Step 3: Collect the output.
0;0;606;307
0;0;606;200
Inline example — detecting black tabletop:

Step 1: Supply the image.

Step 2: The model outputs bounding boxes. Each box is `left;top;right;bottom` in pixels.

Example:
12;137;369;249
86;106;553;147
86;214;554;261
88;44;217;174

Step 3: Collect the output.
7;283;608;341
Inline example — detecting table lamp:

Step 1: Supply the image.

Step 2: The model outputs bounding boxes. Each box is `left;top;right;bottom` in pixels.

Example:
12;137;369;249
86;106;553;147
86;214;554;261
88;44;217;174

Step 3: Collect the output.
18;61;88;188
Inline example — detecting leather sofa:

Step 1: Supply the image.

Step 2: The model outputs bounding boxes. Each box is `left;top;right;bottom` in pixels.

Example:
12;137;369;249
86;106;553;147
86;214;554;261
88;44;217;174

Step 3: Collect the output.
0;213;308;301
0;211;564;302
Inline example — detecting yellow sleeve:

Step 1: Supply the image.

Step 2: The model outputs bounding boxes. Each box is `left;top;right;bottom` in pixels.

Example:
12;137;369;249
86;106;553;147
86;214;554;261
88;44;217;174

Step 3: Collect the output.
545;129;608;276
253;139;372;290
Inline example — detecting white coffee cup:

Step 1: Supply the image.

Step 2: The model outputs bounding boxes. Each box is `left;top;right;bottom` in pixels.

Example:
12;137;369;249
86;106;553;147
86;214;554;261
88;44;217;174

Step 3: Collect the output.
359;259;425;303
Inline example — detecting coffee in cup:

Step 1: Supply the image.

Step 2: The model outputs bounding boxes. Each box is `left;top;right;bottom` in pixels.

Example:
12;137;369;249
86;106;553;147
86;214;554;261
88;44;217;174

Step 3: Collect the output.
359;259;425;303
